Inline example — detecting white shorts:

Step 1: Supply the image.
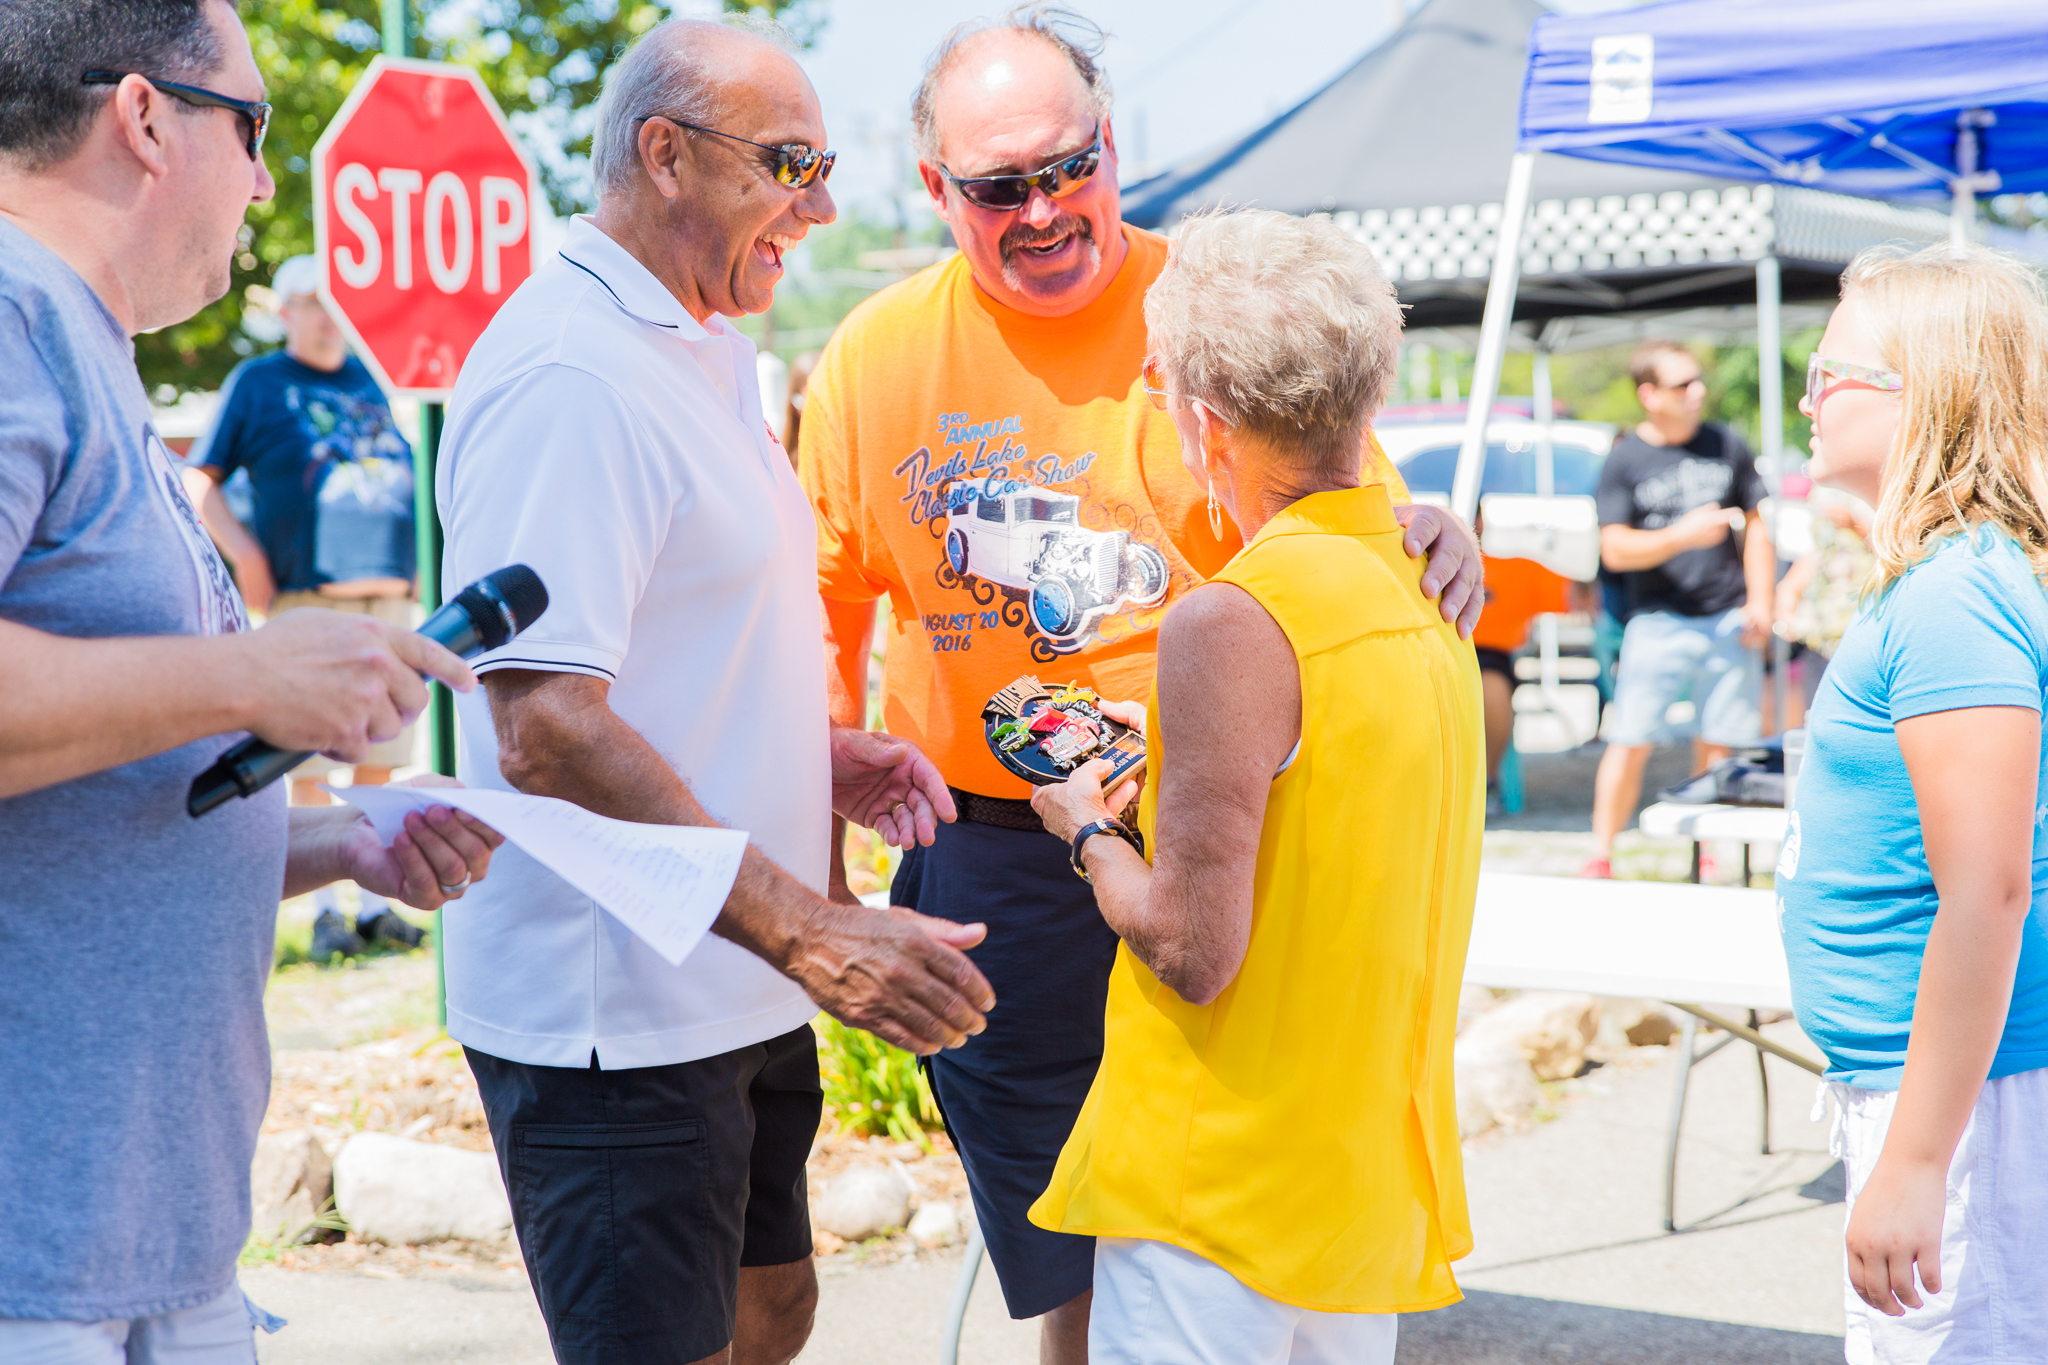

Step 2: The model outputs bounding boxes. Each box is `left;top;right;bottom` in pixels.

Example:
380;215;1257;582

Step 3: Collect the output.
1829;1068;2048;1365
1089;1237;1398;1365
0;1282;281;1365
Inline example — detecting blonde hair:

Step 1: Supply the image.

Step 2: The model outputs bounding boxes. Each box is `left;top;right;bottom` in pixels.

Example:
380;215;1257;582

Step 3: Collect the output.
1145;208;1403;476
1845;244;2048;592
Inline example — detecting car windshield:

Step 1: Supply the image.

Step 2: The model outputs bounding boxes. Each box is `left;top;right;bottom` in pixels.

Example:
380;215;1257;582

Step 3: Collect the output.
1397;441;1606;499
1018;497;1077;524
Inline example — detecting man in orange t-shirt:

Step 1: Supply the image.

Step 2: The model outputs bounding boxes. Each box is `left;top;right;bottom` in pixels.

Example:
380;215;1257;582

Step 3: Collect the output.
1471;556;1587;793
797;13;1480;1354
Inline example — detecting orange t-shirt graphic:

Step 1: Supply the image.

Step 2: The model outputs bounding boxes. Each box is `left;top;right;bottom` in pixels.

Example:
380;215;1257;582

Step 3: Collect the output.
800;225;1411;798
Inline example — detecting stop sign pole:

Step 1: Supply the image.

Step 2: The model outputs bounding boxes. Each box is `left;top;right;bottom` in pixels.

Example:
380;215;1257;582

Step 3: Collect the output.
313;35;537;796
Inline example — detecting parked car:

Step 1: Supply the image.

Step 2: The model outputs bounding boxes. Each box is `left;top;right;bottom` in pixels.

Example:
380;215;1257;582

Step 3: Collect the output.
1376;415;1618;504
944;487;1171;651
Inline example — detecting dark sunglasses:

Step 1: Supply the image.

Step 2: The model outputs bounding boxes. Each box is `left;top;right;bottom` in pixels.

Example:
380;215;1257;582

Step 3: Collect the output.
82;70;270;161
941;128;1102;212
644;114;834;189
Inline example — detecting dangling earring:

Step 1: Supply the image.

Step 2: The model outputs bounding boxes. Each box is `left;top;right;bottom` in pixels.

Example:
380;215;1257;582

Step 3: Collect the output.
1202;444;1224;539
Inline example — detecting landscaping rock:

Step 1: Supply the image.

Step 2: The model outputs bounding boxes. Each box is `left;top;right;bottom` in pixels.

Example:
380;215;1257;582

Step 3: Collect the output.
250;1128;333;1245
1464;990;1602;1080
1456;983;1501;1034
1596;997;1680;1051
906;1199;960;1247
332;1132;511;1245
1454;1034;1545;1137
814;1161;916;1242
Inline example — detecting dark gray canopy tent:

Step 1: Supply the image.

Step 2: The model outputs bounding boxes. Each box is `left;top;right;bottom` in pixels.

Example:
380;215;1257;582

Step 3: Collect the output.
1120;0;1952;332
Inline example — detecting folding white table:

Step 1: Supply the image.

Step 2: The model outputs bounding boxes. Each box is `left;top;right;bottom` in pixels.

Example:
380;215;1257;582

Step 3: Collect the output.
935;871;1823;1360
1636;800;1790;886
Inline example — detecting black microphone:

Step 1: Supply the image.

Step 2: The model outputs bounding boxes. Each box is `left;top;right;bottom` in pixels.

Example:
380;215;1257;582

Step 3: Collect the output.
187;565;550;818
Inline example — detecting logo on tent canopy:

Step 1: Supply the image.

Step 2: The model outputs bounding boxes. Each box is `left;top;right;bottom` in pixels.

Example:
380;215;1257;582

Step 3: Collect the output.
1589;35;1654;125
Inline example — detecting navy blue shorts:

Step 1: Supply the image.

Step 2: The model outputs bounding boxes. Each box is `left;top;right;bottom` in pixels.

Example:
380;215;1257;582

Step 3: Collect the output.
892;816;1120;1319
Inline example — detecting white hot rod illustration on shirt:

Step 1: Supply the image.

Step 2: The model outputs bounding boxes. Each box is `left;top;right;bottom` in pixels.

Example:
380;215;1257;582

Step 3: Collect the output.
943;486;1170;652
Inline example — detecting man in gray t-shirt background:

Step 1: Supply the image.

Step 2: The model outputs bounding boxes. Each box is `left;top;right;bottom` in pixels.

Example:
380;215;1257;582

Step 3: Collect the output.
0;1;503;1356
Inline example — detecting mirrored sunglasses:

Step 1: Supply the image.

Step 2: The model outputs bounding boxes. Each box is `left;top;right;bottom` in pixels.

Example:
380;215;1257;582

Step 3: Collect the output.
942;129;1102;212
650;115;835;189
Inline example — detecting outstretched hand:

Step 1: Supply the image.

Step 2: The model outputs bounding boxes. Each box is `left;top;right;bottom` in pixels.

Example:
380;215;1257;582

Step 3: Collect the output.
787;900;994;1055
831;727;957;848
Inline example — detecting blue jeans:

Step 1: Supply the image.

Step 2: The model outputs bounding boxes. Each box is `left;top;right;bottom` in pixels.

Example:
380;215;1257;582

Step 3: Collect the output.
1608;605;1763;747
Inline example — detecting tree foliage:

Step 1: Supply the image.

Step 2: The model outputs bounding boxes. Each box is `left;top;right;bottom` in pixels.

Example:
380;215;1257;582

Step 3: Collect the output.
139;0;823;396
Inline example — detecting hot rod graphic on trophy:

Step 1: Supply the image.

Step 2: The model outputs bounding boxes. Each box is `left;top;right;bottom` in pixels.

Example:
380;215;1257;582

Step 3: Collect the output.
943;487;1170;653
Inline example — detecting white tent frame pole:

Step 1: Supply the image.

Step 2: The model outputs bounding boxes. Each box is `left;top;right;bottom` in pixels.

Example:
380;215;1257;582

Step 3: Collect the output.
1757;254;1789;734
1451;150;1537;524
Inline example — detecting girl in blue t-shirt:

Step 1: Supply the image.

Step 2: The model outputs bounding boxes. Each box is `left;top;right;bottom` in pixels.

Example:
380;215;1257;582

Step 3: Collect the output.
1778;243;2048;1362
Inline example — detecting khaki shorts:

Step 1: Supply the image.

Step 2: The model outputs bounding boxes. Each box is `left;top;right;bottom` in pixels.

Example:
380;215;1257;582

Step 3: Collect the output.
268;590;421;774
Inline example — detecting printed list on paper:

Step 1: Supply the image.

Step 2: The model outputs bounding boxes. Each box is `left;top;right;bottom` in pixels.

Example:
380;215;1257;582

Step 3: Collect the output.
329;784;747;966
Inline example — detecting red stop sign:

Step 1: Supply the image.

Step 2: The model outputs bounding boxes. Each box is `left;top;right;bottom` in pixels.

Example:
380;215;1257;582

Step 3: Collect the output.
312;57;537;396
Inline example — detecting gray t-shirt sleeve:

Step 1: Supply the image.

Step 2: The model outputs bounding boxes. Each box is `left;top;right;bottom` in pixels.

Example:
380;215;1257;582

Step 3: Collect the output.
1595;441;1638;527
0;299;65;581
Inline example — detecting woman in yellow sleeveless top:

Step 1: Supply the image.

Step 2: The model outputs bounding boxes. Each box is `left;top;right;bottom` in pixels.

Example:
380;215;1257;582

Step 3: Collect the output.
1028;208;1484;1364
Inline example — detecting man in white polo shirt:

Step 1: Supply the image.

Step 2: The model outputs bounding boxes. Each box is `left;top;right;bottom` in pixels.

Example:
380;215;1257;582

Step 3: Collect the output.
437;18;993;1365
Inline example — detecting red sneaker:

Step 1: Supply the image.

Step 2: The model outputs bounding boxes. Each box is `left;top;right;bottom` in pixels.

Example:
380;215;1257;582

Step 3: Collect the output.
1581;857;1614;879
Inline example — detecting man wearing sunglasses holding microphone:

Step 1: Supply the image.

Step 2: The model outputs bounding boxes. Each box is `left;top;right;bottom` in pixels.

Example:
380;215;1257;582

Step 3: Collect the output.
798;7;1483;1357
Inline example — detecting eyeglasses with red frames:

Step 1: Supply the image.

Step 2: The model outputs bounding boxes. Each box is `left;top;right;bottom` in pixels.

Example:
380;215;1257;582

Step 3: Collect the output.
82;70;271;161
1806;354;1903;415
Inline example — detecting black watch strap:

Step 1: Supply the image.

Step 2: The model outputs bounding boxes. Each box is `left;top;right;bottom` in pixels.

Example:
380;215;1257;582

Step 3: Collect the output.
1070;817;1144;883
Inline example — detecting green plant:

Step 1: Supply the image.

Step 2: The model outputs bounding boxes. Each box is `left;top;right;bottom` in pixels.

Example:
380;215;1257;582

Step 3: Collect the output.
813;1015;943;1147
238;1197;348;1266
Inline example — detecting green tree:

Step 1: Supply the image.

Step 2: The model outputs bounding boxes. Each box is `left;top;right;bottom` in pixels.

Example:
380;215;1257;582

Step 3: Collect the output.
139;0;825;396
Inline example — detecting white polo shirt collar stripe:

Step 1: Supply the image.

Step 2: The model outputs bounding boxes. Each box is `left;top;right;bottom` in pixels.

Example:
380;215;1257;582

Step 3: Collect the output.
556;216;709;337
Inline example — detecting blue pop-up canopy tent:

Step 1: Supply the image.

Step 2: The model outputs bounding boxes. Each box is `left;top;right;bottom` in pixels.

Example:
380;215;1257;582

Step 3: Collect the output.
1452;0;2048;521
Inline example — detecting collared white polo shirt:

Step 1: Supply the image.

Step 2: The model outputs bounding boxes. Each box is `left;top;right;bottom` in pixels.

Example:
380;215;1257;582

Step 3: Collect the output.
436;215;828;1069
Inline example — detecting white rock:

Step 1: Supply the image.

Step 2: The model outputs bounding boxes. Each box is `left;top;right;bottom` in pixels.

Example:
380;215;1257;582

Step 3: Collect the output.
906;1200;960;1246
1454;1035;1545;1137
814;1162;916;1242
1595;997;1679;1051
250;1128;332;1245
332;1132;511;1245
1463;990;1602;1081
1456;983;1500;1034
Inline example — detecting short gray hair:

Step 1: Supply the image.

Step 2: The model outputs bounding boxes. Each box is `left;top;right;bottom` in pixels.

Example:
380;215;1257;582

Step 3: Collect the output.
1145;209;1404;475
590;14;796;199
911;5;1111;164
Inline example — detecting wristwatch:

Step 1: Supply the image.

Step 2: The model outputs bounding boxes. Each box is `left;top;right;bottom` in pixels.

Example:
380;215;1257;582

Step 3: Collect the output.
1070;817;1144;883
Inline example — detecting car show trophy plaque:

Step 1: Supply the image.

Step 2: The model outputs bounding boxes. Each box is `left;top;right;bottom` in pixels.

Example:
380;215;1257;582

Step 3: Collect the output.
982;676;1147;789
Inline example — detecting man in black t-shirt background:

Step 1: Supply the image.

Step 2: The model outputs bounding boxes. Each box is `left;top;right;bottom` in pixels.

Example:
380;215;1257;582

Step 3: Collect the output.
1585;339;1773;878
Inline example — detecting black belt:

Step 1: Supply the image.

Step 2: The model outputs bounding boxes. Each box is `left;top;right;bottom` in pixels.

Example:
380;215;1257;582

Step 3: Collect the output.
949;787;1045;833
947;787;1143;836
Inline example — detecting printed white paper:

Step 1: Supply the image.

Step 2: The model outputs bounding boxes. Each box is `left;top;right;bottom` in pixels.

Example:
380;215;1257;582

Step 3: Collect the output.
329;784;747;966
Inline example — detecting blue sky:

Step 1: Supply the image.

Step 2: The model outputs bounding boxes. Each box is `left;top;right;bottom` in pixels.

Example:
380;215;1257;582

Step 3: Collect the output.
738;0;1643;220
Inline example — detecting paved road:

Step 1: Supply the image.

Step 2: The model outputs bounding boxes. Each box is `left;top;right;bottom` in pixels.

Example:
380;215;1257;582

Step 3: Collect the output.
248;1014;1846;1364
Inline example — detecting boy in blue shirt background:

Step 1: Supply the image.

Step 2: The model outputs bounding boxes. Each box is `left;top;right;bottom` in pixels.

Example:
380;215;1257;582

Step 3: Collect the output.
189;255;420;956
